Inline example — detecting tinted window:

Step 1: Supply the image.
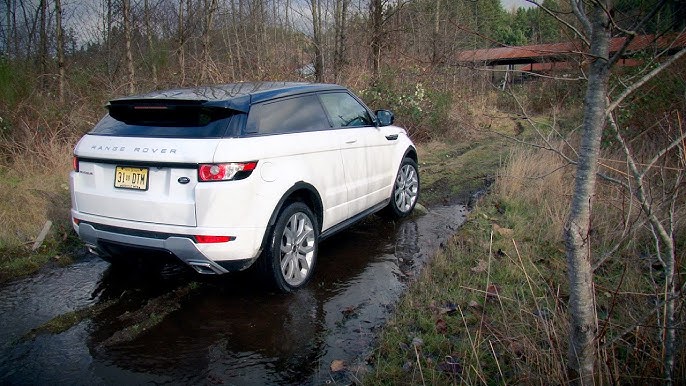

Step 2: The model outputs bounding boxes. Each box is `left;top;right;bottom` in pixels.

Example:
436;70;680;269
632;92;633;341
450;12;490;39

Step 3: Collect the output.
90;107;239;138
246;95;330;135
319;92;373;128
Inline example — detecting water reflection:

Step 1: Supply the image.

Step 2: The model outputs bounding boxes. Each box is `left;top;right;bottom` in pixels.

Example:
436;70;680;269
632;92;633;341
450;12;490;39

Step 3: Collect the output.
0;205;467;385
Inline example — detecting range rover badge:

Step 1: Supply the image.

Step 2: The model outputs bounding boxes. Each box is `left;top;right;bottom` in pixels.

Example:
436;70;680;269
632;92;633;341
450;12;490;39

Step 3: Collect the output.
178;177;191;184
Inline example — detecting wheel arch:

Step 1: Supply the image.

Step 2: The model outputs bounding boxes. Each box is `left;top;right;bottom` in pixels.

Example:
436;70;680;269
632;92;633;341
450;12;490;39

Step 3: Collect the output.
266;181;323;231
403;146;418;163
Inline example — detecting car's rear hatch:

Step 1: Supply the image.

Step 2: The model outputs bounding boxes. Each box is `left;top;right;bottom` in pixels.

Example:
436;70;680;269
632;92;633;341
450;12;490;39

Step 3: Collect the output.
72;99;241;227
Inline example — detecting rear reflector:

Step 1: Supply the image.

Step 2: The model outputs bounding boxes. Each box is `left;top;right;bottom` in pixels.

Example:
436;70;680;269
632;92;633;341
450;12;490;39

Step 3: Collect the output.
72;156;79;172
194;235;234;243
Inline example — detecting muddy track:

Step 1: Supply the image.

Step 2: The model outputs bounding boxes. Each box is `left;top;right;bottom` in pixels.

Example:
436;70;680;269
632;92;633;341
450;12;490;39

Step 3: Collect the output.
0;204;468;385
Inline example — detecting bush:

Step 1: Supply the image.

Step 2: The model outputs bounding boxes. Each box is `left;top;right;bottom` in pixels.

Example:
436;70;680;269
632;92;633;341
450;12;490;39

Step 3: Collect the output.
360;72;454;142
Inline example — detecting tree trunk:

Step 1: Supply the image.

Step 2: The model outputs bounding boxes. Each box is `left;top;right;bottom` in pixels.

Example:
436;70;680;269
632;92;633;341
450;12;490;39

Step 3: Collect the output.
333;0;349;83
177;0;186;86
2;0;10;57
106;0;113;79
144;0;158;86
39;0;47;89
230;0;243;79
370;0;382;84
123;0;135;94
11;0;19;58
201;0;218;83
564;1;611;384
54;0;65;103
310;0;323;82
431;0;440;66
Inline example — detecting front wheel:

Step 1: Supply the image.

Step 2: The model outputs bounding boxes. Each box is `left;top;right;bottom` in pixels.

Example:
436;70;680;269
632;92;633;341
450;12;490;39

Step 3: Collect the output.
383;157;420;219
260;202;318;293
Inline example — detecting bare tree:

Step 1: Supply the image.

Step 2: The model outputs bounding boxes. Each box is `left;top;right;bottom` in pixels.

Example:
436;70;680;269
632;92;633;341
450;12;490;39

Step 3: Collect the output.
123;0;135;94
143;0;158;86
431;0;440;65
177;0;186;85
54;0;64;102
562;0;685;383
333;0;349;82
200;0;218;83
310;0;323;82
105;0;113;79
38;0;47;89
369;0;383;83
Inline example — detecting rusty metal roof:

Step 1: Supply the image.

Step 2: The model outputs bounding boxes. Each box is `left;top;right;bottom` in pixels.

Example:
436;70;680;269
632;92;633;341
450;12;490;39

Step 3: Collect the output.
456;33;686;65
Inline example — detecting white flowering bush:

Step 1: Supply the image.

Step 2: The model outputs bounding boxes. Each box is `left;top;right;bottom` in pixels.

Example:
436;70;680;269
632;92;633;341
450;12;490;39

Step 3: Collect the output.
361;79;451;141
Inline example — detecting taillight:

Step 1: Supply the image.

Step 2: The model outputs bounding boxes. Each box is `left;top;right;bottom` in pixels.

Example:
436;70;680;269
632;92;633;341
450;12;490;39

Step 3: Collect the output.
194;235;234;243
72;156;79;172
198;161;257;182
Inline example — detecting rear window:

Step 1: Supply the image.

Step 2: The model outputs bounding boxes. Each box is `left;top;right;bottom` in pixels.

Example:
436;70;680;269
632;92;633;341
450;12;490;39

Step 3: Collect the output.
90;104;241;138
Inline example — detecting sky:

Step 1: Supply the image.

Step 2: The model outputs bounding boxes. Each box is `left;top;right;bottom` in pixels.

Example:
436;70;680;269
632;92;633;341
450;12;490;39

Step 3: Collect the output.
501;0;537;11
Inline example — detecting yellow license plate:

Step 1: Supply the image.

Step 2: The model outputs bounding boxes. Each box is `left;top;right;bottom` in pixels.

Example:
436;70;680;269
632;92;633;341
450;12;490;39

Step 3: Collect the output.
114;166;149;190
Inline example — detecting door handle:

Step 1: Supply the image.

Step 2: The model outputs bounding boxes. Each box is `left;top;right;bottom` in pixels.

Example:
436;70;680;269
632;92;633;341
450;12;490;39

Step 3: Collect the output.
345;139;357;144
385;134;398;140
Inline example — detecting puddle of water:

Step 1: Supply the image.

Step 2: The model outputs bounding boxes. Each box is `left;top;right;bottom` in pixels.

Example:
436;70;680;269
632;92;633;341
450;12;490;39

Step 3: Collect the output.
0;204;467;385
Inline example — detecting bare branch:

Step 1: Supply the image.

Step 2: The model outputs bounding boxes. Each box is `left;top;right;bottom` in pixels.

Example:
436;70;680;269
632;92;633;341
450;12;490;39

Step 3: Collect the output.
525;0;589;46
509;92;567;148
607;47;686;114
608;0;670;66
570;0;592;38
640;132;686;179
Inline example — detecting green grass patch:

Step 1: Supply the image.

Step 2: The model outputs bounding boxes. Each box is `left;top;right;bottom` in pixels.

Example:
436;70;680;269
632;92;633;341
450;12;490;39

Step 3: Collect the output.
367;196;571;384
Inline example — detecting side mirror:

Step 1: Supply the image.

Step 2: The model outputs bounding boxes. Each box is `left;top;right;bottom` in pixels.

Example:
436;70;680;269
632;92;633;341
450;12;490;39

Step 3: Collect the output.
375;110;394;127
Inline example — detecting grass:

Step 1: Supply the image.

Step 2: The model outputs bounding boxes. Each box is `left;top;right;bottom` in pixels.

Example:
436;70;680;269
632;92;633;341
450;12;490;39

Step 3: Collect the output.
0;152;77;282
417;107;527;207
369;138;686;384
367;195;570;384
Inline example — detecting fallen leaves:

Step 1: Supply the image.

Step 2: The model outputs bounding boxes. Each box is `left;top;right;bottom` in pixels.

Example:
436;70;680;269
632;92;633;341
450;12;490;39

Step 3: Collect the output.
330;359;346;372
429;301;458;316
471;259;488;273
438;355;463;377
492;223;514;238
486;284;501;301
435;318;447;334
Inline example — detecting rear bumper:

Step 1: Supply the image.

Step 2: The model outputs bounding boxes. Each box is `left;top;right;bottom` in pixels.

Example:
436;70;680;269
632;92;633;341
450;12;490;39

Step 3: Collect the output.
72;210;265;274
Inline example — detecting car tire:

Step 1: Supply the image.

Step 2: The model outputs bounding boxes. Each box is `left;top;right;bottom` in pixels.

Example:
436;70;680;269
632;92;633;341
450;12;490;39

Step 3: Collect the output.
260;202;319;293
382;157;420;219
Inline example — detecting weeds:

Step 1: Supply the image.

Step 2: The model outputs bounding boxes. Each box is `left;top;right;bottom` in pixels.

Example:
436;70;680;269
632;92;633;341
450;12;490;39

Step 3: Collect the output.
370;140;685;384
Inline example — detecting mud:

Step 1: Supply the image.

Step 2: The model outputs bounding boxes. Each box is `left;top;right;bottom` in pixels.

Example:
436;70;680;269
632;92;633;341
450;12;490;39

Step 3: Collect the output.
0;204;467;385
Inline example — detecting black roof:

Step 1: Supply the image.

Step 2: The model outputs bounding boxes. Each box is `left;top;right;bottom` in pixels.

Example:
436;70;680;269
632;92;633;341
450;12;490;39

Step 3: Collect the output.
108;82;348;112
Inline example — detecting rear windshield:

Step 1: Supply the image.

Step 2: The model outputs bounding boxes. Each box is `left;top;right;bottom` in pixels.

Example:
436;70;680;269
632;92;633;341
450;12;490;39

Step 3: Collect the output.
90;104;241;138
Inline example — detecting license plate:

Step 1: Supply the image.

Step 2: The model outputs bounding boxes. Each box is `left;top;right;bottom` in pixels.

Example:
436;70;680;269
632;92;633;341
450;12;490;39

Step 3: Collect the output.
114;166;149;190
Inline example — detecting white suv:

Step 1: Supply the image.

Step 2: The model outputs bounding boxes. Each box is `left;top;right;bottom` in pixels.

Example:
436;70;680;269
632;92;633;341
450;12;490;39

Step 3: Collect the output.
70;82;419;292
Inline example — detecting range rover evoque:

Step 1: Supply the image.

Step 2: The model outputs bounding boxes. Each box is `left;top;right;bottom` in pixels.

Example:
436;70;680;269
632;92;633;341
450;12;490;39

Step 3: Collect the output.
70;82;419;292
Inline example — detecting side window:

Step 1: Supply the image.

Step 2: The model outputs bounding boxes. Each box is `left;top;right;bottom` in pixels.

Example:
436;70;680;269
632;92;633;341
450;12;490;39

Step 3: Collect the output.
319;92;373;128
246;95;330;135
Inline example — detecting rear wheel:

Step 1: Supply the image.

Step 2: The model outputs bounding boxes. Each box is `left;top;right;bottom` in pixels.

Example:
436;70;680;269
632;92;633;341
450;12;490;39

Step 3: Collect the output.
383;157;419;219
260;202;318;292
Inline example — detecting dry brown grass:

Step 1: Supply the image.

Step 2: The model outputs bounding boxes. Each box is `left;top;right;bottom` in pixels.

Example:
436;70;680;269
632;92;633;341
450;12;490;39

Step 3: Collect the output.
496;143;573;244
0;100;79;249
371;138;684;383
0;137;73;248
